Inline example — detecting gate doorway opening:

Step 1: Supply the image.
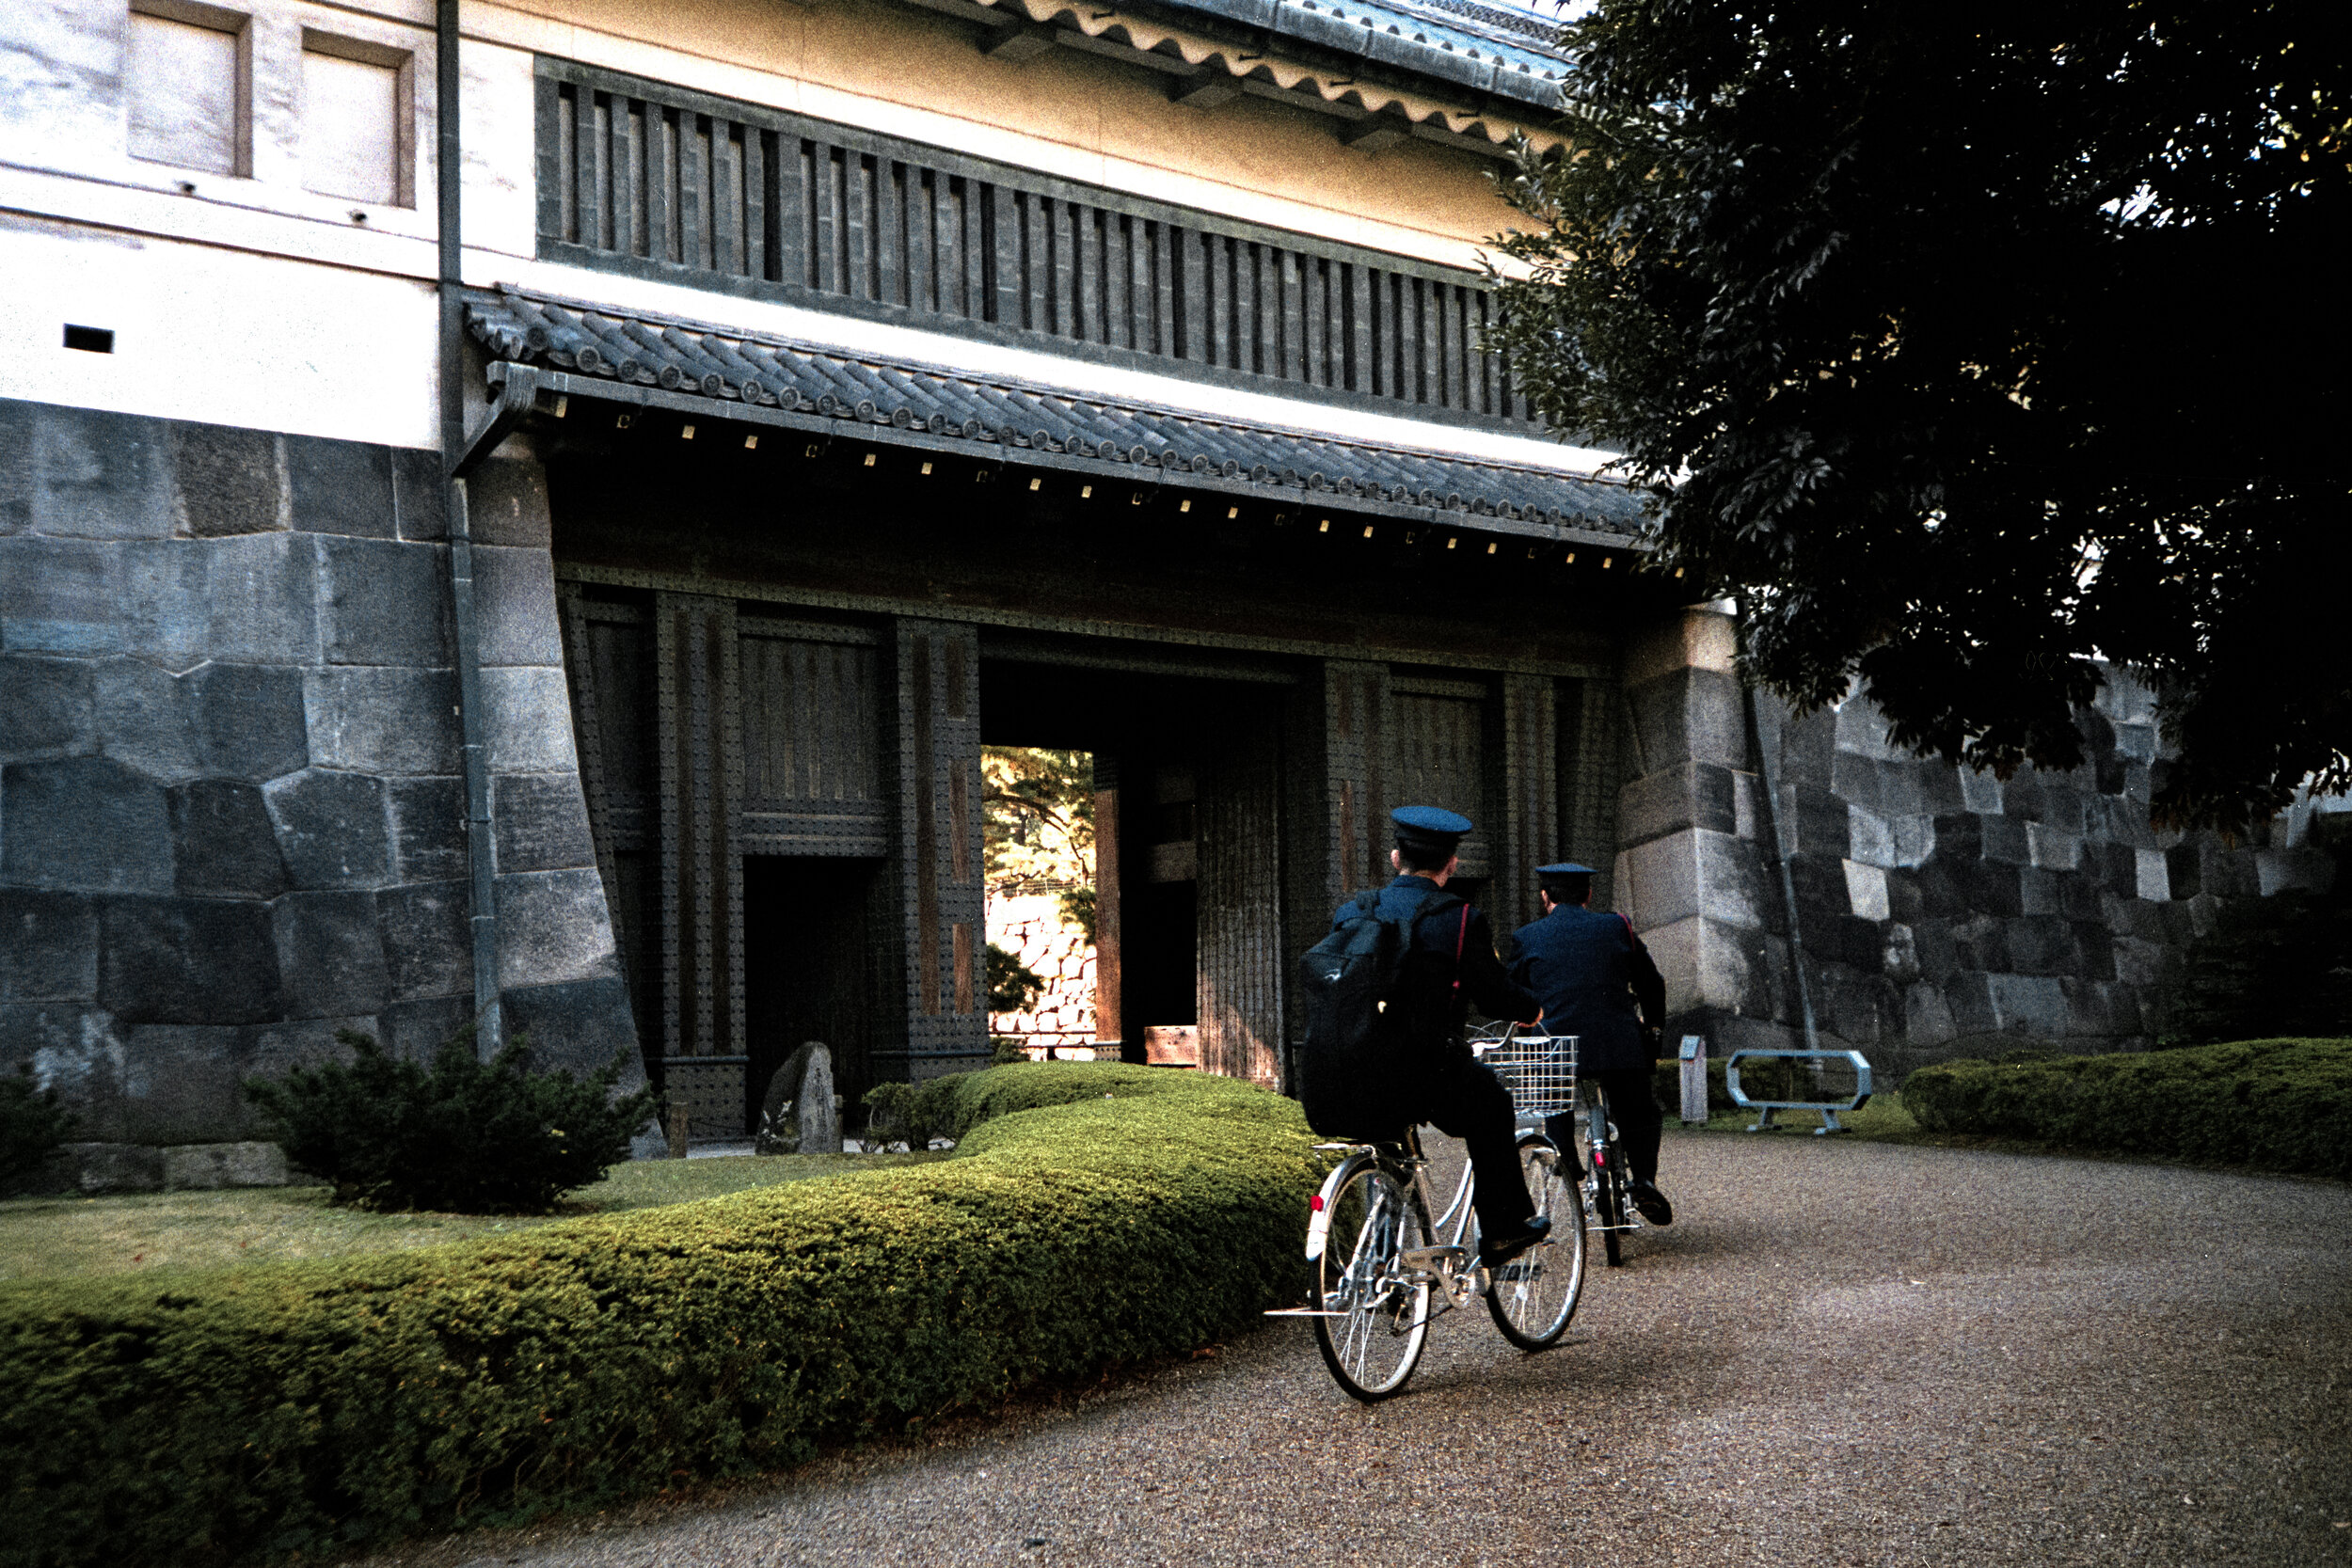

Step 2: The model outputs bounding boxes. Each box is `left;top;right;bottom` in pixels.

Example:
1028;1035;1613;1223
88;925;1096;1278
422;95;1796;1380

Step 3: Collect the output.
742;855;885;1132
980;656;1291;1084
981;747;1099;1060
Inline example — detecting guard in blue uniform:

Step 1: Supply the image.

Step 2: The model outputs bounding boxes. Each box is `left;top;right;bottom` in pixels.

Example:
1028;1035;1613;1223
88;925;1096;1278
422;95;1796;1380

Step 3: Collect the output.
1342;807;1548;1265
1508;862;1675;1225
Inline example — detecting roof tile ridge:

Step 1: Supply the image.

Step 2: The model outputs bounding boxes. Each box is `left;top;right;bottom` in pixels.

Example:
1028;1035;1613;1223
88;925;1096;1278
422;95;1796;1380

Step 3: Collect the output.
472;282;1626;487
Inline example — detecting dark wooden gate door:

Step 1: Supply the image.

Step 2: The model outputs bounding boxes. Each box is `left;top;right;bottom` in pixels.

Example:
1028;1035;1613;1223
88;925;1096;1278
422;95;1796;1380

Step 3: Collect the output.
1195;693;1284;1085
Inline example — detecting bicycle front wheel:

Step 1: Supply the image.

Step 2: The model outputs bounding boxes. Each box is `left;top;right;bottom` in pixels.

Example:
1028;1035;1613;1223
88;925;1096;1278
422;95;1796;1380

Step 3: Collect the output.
1486;1133;1585;1350
1311;1154;1430;1402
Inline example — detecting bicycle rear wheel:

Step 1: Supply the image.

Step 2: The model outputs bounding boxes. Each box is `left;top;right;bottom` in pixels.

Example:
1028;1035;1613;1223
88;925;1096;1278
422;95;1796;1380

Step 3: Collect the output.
1582;1084;1627;1268
1311;1154;1430;1402
1486;1133;1585;1349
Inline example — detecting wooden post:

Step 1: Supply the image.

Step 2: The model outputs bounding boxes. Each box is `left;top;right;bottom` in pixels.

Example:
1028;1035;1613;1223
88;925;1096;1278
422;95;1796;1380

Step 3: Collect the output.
1679;1035;1709;1125
1092;772;1122;1051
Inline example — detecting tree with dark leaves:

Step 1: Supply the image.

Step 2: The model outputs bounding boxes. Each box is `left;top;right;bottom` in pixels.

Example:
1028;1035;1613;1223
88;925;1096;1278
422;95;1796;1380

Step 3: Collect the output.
1488;0;2347;831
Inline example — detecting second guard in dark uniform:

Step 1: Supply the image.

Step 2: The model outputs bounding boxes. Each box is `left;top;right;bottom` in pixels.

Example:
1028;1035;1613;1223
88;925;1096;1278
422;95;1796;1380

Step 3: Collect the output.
1343;806;1549;1265
1508;862;1676;1225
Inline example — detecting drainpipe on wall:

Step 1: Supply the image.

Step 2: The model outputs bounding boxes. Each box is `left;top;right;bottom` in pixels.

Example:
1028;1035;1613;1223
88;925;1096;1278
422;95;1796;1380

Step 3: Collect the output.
437;0;502;1054
1739;609;1823;1055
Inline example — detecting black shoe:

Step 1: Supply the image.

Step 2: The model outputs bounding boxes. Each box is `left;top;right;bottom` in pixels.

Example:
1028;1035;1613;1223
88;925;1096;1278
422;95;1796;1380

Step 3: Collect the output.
1479;1215;1551;1266
1629;1181;1674;1227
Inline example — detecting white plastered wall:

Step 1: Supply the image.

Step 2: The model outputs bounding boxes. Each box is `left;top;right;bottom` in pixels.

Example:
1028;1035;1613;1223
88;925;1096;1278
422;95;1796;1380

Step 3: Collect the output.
2;0;1553;446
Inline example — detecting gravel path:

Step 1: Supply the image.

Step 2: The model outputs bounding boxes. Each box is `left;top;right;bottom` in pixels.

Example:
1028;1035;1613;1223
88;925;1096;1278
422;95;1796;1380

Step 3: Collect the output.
394;1133;2352;1568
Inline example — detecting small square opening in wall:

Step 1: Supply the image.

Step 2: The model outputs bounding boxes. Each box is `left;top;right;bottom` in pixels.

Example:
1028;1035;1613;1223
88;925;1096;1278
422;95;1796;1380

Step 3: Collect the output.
63;325;115;354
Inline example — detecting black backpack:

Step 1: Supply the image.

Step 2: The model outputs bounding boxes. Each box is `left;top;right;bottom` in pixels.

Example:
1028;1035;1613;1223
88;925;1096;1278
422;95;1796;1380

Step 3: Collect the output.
1295;887;1463;1139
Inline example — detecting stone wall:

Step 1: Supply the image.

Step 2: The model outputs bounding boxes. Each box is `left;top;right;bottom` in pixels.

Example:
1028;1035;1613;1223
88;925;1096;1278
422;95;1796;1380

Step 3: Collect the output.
1612;606;2341;1080
0;397;640;1143
985;892;1098;1051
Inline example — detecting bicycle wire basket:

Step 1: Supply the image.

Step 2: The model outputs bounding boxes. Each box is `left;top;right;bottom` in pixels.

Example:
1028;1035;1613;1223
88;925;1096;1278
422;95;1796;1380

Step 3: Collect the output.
1480;1033;1581;1117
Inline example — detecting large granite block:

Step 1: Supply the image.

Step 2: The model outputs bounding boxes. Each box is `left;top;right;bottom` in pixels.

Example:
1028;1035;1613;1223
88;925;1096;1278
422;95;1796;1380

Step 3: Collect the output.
1772;705;1837;790
1622;606;1735;689
2038;782;2089;837
1904;981;1957;1046
388;776;468;882
304;667;462;775
2071;920;2117;980
378;880;470;1001
1950;915;2011;973
28;404;174;540
390;448;448;542
1979;815;2031;864
466;455;555;548
2018;866;2062;917
115;539;207;667
2112;722;2158;763
274;891;389;1017
167;780;288;899
115;1022;250;1143
262;768;391;889
2113;936;2170;989
2256;848;2334;897
1785;784;1850;859
501;974;644;1086
1958;768;2003;814
321;537;451;667
1832;695;1906;762
473;546;564;667
493;772;596;873
1616;760;1737;849
2008;915;2076;976
481;666;580;773
1883;868;1925;925
0;655;95;752
164;1141;290;1190
172;422;284;538
2026;822;2081;870
1787;852;1851;918
243;1015;368;1085
1882;921;1920;982
1829;749;1884;814
1986;973;2070;1037
93;657;199;781
201;533;321;664
98;895;280;1024
0;891;97;1002
1910;921;1960;983
379;994;472;1062
1840;860;1889;922
1626;666;1745;774
1816;964;1890;1045
1;536;121;654
2058;870;2106;923
1;756;172;892
1846;801;1896;869
1620;832;1697;929
191;663;309;779
2164;842;2201;900
494;869;620;990
0;404;24;535
285;436;396;538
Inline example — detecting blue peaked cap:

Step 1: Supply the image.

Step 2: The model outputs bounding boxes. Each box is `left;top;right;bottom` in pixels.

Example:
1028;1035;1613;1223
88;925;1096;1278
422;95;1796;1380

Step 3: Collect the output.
1391;805;1473;851
1536;862;1600;878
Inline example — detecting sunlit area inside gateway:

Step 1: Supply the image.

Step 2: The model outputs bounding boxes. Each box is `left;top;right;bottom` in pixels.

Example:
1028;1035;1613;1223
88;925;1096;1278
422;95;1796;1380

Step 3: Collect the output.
982;748;1103;1060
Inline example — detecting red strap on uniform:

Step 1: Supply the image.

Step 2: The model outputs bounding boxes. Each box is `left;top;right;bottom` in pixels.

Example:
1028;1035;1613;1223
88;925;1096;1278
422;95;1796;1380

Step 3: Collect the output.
1451;905;1470;996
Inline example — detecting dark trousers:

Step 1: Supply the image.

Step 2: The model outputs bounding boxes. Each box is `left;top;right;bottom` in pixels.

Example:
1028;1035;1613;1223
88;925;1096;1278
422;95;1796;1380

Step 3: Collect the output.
1420;1051;1534;1239
1545;1067;1664;1184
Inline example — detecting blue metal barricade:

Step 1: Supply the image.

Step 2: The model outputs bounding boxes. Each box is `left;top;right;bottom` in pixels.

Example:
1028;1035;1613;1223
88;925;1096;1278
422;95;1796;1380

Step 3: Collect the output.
1724;1048;1874;1134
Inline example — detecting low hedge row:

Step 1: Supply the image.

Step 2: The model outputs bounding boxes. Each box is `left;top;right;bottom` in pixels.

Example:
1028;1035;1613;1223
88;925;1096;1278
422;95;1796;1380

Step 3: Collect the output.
0;1065;1319;1567
1900;1037;2352;1177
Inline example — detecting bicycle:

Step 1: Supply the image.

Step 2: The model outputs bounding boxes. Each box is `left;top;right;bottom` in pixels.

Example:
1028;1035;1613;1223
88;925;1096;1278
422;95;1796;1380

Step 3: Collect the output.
1273;1031;1588;1402
1565;1070;1645;1269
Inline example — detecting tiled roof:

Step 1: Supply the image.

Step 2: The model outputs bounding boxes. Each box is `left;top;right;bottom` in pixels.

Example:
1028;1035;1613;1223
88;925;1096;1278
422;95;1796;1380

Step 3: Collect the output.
1128;0;1573;107
466;286;1647;543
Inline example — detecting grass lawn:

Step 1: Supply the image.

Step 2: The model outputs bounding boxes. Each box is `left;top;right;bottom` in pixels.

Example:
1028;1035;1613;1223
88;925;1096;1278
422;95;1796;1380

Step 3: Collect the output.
0;1150;952;1285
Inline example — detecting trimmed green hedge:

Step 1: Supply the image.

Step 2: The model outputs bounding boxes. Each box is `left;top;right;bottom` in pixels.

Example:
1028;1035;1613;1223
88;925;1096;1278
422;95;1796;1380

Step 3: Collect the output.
0;1065;1317;1567
1900;1037;2352;1177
